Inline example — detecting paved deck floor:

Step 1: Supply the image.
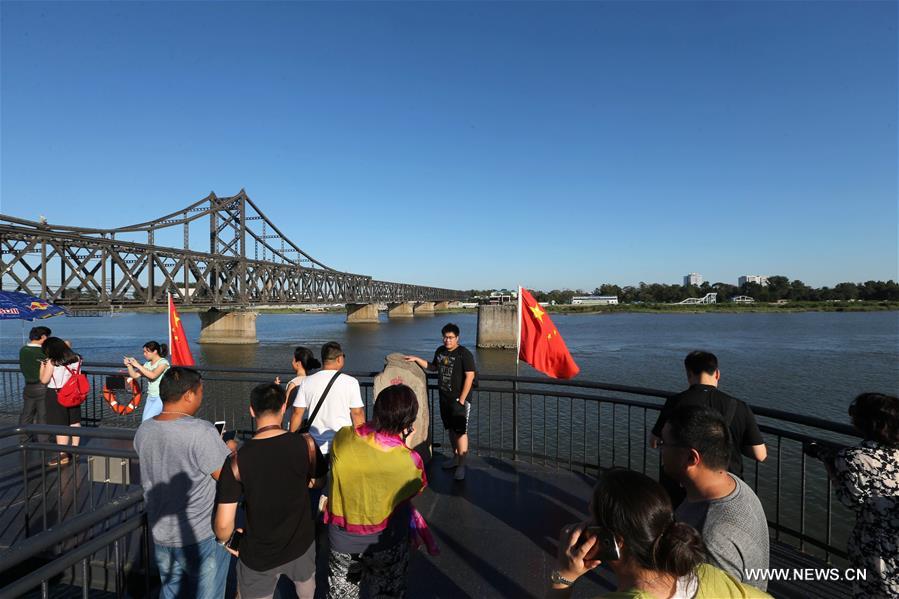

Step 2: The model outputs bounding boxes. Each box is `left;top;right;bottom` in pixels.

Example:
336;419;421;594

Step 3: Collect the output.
0;436;852;599
407;454;851;599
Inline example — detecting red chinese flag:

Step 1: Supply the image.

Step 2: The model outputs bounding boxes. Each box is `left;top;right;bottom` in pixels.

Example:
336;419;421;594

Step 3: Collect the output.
518;287;579;379
168;294;195;366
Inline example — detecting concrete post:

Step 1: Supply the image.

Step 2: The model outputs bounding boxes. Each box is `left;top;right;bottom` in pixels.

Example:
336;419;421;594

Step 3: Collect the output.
387;302;415;318
346;303;380;324
413;301;435;315
477;304;519;349
199;309;259;344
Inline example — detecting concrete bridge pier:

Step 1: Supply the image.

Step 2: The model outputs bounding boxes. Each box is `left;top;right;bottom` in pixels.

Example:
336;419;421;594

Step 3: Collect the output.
199;309;259;344
387;302;415;318
435;301;451;311
477;304;518;349
413;302;435;315
346;303;380;324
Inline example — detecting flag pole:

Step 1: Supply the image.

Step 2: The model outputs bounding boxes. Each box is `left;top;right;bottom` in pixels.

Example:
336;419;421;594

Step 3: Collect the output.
515;285;522;377
167;292;172;358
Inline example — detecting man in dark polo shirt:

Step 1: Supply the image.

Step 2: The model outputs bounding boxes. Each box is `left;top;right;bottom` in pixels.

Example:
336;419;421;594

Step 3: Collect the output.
19;326;51;441
650;350;766;506
405;323;477;481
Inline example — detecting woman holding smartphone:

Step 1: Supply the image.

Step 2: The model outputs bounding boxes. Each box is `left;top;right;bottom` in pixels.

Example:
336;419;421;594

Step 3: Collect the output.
124;341;170;421
550;469;772;598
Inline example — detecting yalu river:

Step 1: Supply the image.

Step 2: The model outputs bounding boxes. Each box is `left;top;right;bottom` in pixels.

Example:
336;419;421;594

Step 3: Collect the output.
1;309;896;423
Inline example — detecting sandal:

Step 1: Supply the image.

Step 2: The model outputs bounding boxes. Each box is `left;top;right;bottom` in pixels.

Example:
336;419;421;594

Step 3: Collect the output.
47;453;71;467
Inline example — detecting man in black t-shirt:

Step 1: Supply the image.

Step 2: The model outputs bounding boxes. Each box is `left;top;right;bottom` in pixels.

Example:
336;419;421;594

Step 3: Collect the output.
215;383;327;599
650;351;767;506
405;323;477;480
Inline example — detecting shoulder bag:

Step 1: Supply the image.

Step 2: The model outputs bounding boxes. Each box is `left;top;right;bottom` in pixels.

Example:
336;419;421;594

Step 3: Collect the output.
297;372;341;434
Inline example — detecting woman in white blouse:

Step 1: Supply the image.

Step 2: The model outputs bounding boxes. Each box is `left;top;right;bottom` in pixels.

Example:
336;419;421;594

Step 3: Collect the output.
39;337;82;466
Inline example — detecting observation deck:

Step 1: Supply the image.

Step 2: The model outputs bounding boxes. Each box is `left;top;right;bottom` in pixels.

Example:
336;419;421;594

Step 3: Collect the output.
0;363;857;598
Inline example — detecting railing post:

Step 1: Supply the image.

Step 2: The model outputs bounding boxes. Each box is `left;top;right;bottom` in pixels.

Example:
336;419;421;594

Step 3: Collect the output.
22;441;30;537
511;380;519;461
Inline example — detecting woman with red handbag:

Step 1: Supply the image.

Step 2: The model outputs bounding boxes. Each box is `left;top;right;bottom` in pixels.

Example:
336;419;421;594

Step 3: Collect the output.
39;337;83;466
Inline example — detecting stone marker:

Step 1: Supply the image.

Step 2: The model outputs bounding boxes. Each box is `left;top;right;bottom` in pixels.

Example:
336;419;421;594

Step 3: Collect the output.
373;352;431;464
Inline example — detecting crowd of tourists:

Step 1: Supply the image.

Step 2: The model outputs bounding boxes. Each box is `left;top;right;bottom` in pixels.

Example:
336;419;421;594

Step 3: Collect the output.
549;352;899;599
17;325;899;599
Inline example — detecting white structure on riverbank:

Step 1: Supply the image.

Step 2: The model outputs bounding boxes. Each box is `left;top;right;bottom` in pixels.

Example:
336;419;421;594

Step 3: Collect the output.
677;292;717;304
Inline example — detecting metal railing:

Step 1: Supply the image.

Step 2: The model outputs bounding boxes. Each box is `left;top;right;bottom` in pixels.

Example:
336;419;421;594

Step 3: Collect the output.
0;425;148;598
0;361;860;584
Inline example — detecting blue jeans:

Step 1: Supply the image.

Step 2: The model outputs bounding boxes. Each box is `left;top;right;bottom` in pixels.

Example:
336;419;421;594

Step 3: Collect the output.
154;535;230;599
142;395;163;421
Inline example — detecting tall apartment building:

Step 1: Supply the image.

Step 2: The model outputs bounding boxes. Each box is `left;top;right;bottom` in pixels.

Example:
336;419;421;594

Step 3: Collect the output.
684;272;703;286
738;275;769;287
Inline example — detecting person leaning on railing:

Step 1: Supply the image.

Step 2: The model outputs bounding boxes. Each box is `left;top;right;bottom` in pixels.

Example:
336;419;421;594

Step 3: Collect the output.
649;351;767;508
548;468;772;599
812;392;899;599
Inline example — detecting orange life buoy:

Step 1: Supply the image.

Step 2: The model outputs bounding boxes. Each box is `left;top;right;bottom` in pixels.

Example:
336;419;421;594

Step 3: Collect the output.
103;377;142;415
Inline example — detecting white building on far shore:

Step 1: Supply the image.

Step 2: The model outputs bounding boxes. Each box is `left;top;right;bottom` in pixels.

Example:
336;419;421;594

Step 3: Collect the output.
571;295;619;305
738;275;769;287
684;273;703;286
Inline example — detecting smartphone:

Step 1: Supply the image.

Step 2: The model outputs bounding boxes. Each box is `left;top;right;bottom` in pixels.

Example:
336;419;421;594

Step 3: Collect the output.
582;526;621;562
214;421;226;436
226;529;243;551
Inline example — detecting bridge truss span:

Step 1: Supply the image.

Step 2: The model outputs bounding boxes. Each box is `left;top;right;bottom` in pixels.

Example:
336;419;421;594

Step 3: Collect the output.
0;190;465;307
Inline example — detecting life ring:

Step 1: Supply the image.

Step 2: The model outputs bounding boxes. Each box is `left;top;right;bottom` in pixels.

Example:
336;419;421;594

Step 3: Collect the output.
103;377;142;415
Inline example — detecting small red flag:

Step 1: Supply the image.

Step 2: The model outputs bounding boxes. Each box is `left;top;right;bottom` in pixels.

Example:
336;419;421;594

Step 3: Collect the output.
168;294;195;366
518;287;579;379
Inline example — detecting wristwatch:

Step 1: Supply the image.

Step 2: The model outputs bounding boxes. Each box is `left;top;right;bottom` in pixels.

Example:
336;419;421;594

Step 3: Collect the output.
549;570;576;586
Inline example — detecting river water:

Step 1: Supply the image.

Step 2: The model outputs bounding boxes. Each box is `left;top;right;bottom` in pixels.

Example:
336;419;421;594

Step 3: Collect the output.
1;310;896;422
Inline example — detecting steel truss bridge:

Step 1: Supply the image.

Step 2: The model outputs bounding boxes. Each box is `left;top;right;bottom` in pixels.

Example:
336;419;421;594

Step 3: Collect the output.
0;190;464;307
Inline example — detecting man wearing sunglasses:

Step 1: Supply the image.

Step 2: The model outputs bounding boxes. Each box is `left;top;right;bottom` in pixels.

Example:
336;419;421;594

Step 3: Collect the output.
660;405;770;591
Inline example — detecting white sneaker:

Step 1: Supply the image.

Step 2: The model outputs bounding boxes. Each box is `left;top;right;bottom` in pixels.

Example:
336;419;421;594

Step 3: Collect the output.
441;459;457;470
454;465;466;480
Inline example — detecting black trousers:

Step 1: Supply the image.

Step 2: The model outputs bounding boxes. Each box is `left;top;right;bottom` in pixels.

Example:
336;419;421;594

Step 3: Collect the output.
19;382;47;442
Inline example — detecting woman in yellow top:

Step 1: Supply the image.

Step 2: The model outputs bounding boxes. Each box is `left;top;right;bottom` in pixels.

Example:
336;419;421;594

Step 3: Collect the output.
548;469;772;599
323;384;427;599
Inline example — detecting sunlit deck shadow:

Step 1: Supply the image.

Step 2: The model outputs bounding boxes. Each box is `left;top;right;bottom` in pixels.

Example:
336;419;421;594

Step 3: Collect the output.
0;430;855;598
410;455;852;599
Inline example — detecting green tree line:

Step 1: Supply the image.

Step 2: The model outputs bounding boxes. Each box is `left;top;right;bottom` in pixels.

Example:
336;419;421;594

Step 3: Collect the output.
467;278;899;304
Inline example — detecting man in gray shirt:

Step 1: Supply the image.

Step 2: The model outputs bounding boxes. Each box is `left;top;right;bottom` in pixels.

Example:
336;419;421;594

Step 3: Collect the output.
134;367;233;599
660;405;770;590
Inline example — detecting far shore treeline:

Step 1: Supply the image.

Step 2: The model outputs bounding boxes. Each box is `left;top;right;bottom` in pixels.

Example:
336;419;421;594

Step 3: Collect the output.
469;278;899;305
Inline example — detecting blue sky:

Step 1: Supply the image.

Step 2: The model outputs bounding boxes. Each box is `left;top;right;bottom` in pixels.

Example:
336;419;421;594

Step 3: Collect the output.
1;1;896;290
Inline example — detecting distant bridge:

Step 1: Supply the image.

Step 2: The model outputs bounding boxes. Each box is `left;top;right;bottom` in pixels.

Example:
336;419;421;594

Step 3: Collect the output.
0;190;464;308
